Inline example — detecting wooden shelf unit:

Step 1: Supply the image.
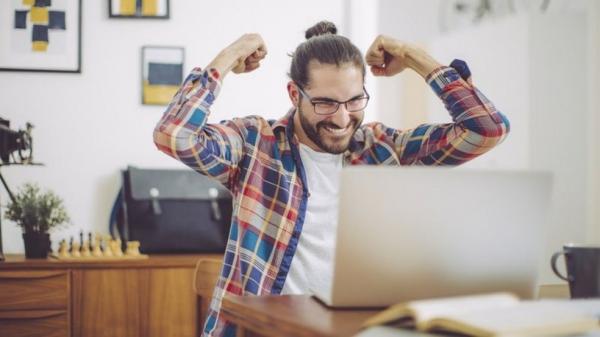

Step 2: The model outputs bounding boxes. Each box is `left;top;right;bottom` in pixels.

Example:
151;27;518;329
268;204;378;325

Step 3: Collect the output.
0;254;221;337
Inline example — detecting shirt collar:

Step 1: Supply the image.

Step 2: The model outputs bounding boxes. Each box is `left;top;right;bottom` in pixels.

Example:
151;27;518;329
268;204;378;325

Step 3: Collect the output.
272;108;294;133
271;108;301;147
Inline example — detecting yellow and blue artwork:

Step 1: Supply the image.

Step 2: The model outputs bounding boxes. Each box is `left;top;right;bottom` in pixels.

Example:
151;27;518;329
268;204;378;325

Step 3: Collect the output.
1;0;81;72
110;0;169;19
14;0;66;52
142;46;184;105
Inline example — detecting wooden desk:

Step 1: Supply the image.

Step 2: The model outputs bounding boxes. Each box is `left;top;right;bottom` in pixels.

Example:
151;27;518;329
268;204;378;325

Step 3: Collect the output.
220;295;439;337
220;288;577;337
221;295;375;337
0;254;221;337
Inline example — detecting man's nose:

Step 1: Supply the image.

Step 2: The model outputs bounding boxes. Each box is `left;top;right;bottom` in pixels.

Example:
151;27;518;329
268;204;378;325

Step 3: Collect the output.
330;104;351;127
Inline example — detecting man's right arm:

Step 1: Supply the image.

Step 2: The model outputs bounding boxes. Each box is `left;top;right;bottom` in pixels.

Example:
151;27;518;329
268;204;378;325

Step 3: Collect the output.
153;34;267;188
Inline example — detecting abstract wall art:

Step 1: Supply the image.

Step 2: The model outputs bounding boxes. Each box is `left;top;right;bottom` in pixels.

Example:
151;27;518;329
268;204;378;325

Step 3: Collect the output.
110;0;169;19
0;0;81;73
141;46;184;105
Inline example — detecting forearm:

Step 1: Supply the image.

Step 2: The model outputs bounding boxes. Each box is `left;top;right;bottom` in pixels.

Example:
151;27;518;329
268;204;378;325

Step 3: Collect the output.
206;48;242;80
206;33;267;79
405;46;443;79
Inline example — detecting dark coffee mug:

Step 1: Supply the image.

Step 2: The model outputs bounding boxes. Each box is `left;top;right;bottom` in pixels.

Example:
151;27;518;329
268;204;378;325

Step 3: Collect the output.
551;244;600;298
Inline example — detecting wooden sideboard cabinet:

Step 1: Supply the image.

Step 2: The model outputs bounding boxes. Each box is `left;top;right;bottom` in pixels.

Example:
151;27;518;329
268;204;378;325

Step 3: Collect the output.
0;254;221;337
0;269;70;337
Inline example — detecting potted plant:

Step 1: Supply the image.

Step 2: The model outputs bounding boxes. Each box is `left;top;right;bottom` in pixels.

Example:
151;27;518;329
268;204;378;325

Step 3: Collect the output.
4;183;70;258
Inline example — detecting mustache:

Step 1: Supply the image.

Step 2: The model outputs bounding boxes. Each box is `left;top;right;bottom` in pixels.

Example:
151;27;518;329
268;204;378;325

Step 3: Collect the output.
316;119;357;130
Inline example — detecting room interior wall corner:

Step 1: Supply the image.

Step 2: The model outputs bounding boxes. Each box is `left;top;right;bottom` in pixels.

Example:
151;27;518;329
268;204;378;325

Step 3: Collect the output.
586;0;600;243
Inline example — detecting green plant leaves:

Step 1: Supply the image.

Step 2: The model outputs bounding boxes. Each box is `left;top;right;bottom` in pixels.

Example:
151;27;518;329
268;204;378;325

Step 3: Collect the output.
4;183;70;233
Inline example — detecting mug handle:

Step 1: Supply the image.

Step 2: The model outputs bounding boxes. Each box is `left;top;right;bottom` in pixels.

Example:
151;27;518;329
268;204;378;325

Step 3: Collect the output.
551;251;573;282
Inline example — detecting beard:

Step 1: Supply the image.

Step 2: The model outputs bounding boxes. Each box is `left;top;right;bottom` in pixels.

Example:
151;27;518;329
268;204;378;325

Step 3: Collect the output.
297;105;362;154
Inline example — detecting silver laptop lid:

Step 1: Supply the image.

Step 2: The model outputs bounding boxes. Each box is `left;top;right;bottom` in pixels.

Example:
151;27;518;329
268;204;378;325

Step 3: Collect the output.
316;167;552;307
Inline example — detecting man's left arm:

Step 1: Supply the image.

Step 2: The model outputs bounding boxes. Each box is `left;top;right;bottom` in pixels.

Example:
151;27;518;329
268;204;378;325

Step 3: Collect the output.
365;36;510;165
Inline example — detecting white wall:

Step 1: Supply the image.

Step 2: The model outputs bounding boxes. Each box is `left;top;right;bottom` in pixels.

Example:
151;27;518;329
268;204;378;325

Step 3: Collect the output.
0;0;345;253
586;0;600;243
529;13;590;283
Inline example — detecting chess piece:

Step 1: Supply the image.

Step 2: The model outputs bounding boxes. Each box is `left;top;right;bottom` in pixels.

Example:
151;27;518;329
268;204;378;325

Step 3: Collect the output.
92;234;103;257
103;235;113;257
71;242;81;257
116;239;124;257
81;240;91;257
110;239;123;257
126;241;141;257
58;239;70;258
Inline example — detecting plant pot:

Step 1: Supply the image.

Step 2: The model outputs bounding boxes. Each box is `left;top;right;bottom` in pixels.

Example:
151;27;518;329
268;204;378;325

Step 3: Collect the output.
22;232;51;259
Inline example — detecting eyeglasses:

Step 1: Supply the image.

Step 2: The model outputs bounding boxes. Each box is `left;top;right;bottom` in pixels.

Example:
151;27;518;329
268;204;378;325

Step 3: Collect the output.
296;85;370;115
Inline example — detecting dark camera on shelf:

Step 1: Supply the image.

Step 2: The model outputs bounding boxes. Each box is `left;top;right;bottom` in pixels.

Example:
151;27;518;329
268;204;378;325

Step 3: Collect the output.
0;118;33;165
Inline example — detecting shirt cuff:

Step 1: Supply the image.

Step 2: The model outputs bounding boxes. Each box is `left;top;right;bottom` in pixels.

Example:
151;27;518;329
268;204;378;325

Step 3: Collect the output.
183;67;223;103
426;66;462;96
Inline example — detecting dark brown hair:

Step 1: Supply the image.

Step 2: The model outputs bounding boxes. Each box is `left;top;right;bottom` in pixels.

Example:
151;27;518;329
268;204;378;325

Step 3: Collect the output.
289;21;365;88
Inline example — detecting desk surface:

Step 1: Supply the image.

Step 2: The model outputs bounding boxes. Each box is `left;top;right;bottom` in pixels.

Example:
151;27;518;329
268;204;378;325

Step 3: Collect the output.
221;293;596;337
221;294;375;337
220;295;440;337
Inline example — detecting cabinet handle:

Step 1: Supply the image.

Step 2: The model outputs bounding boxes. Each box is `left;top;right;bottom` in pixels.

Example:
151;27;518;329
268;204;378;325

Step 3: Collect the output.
0;310;66;320
0;271;67;279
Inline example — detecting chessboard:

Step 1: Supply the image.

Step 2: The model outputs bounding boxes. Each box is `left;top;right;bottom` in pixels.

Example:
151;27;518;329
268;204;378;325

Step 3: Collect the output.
50;233;148;261
50;254;148;261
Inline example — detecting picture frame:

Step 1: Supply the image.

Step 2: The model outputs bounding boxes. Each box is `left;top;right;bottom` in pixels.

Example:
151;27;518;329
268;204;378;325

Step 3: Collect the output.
109;0;170;19
141;46;184;106
0;0;82;73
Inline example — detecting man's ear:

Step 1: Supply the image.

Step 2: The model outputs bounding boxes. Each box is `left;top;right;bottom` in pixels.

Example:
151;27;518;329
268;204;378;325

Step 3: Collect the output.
287;81;300;107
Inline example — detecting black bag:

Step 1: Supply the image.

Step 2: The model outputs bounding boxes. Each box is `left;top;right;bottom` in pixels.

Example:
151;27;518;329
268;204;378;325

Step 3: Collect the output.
110;166;232;253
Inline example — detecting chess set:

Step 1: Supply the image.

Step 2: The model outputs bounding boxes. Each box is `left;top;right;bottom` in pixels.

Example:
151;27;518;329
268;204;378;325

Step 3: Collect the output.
50;232;148;261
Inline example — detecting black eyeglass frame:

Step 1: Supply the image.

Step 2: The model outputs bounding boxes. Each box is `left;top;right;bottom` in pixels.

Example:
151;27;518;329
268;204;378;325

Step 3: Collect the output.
296;84;370;115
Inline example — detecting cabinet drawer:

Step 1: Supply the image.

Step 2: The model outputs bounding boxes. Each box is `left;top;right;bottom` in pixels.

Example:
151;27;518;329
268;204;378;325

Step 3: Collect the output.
0;310;69;337
0;270;69;310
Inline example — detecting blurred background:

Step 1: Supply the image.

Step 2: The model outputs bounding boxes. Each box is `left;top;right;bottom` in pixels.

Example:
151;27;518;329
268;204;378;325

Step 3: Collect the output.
0;0;598;284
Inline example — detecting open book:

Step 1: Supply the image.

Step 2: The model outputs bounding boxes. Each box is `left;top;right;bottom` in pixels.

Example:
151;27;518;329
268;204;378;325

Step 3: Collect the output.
362;293;600;337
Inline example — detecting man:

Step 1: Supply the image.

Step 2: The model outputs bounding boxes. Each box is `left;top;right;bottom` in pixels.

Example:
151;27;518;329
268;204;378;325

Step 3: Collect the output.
154;21;509;337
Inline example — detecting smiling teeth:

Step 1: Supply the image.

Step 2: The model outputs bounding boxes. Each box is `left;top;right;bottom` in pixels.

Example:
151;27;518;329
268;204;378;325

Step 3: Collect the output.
324;126;349;135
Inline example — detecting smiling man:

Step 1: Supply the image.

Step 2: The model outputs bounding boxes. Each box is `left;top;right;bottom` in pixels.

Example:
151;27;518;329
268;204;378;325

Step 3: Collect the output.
153;21;509;337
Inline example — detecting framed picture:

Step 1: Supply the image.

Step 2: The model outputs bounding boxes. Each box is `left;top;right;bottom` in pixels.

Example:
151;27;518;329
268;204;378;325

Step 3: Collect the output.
109;0;169;19
0;0;82;73
141;46;184;105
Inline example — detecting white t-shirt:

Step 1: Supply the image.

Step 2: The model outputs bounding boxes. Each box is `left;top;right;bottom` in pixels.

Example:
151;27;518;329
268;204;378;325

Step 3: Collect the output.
281;144;342;295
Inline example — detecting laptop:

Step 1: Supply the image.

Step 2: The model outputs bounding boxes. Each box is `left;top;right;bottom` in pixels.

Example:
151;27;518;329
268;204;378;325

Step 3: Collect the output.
312;167;552;308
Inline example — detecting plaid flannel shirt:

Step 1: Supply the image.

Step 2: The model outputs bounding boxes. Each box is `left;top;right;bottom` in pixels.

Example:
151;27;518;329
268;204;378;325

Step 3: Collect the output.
153;64;510;337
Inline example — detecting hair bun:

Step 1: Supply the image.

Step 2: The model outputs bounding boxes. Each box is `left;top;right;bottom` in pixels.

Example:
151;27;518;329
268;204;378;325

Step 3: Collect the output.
305;21;337;40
